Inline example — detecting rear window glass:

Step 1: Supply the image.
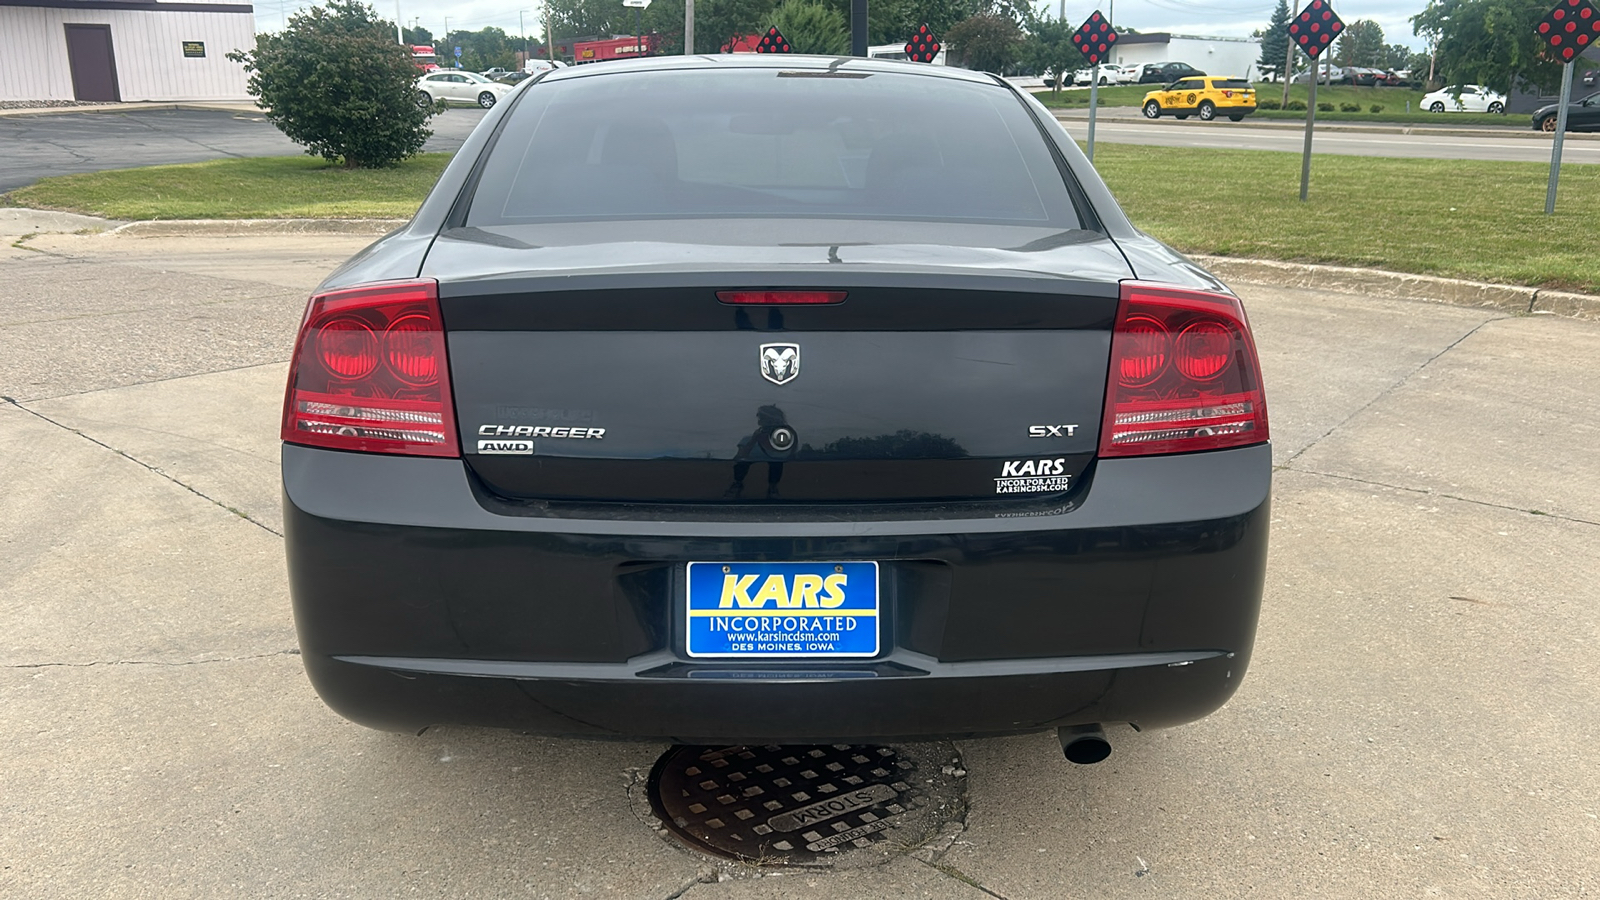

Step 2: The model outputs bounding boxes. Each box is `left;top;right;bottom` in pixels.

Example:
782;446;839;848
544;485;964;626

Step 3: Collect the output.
1215;79;1252;89
467;68;1083;227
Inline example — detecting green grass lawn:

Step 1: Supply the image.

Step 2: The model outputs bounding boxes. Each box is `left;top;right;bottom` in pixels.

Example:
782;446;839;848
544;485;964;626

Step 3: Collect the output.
5;154;453;220
1091;143;1599;294
5;146;1595;294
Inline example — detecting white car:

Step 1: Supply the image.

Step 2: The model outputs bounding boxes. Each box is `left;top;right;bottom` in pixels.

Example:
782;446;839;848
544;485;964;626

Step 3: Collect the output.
1421;84;1506;114
1073;63;1134;86
415;70;515;109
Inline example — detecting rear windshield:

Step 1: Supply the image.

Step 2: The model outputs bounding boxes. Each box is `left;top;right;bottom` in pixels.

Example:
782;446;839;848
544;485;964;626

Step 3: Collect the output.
1215;79;1252;89
467;68;1083;227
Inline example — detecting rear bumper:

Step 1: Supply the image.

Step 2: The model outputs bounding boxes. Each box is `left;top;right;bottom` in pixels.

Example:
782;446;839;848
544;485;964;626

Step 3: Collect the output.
283;442;1271;742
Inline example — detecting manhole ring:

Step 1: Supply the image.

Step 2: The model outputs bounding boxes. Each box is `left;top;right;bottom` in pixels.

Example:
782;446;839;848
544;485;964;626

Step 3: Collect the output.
646;742;967;867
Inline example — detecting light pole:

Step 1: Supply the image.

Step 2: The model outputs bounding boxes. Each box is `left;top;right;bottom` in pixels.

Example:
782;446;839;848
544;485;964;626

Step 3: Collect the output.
545;0;555;61
519;9;529;65
394;0;403;44
685;0;694;54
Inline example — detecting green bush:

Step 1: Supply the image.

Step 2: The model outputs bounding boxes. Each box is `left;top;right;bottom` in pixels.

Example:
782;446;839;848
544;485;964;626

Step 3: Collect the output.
1339;102;1361;112
1370;104;1384;114
768;0;848;56
1317;101;1335;112
1286;100;1307;110
228;0;433;168
1258;98;1282;110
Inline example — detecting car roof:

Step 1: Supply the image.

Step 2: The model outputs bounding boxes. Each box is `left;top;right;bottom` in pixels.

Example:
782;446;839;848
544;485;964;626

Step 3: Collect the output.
534;53;1004;87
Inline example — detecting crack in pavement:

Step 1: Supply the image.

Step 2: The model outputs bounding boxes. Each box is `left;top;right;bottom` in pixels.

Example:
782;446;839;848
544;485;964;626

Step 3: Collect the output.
5;358;290;404
1;395;284;538
916;858;1012;899
6;649;300;670
1283;467;1600;528
1285;315;1509;464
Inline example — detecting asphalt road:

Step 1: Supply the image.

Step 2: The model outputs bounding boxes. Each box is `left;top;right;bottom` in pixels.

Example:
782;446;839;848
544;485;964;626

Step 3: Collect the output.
2;105;1596;197
0;107;488;192
1055;112;1600;164
2;215;1597;898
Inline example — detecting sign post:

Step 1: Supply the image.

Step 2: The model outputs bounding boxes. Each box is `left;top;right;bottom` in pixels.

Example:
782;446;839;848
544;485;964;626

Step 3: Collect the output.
1288;0;1342;201
1537;0;1599;213
1071;11;1117;162
622;0;651;55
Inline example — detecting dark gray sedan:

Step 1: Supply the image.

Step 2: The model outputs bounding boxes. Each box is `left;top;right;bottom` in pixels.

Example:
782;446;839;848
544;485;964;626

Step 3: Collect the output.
1533;91;1600;132
281;55;1270;762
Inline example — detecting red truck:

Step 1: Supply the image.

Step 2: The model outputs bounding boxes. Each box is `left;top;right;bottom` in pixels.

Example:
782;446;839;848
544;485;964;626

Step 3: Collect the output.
572;35;659;63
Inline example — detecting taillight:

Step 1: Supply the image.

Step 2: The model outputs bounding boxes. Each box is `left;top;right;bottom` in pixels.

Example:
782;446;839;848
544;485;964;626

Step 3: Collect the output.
716;291;847;305
1099;282;1268;457
281;280;460;457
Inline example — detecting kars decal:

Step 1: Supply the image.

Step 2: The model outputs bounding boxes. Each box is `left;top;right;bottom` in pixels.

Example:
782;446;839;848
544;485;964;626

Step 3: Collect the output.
995;457;1071;494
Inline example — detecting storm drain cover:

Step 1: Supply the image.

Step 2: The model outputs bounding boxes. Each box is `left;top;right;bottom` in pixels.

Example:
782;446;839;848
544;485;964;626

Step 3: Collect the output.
646;743;966;866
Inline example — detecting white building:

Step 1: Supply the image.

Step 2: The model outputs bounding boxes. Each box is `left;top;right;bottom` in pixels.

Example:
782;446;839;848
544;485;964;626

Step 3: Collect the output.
0;0;253;103
1112;33;1264;81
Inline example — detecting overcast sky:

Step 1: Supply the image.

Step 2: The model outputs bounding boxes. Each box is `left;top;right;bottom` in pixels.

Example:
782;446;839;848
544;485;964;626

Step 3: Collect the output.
248;0;1432;51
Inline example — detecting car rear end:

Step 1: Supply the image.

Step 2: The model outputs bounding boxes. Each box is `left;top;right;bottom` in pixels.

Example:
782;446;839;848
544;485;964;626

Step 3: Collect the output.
1212;78;1258;117
281;58;1270;744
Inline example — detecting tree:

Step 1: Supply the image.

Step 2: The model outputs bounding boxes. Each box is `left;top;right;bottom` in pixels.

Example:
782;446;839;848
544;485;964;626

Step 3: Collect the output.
769;0;849;54
1382;42;1414;70
402;25;432;45
439;26;519;72
1412;0;1567;95
1257;0;1291;79
1023;16;1084;91
681;0;771;51
227;0;433;168
1333;18;1386;67
545;0;685;54
945;13;1024;73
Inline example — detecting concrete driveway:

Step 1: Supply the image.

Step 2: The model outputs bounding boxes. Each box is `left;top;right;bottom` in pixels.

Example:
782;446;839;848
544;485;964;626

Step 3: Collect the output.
2;219;1596;898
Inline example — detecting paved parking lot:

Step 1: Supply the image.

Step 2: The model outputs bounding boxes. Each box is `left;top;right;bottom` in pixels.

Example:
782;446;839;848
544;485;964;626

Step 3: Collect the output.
0;107;488;192
2;219;1597;898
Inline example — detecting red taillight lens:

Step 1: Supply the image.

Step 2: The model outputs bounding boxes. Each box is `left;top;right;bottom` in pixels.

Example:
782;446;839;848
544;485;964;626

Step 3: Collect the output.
281;280;460;457
716;291;848;305
1099;282;1269;457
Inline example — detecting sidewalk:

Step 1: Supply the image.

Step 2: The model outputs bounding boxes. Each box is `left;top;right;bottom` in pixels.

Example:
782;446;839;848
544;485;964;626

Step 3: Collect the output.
0;100;262;118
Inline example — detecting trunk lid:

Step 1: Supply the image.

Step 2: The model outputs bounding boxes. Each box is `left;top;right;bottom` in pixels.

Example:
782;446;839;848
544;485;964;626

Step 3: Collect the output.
430;222;1130;504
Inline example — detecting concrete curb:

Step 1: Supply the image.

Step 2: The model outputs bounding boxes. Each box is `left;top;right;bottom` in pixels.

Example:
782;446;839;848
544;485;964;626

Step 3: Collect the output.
104;218;407;236
1196;255;1600;321
21;214;1598;322
0;102;263;118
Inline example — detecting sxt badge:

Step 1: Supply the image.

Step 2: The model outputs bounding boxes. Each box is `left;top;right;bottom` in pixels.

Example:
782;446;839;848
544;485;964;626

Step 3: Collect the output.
996;457;1071;494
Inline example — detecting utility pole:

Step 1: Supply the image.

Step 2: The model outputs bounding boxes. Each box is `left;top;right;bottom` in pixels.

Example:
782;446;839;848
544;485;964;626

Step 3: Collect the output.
1281;0;1297;108
545;0;555;61
520;9;529;63
685;0;694;54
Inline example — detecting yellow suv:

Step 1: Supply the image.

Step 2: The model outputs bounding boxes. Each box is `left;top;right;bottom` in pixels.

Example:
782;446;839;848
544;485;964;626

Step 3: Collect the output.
1142;76;1257;122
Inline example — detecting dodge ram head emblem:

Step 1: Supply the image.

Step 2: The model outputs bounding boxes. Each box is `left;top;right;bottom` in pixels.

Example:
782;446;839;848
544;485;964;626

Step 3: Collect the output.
759;343;800;385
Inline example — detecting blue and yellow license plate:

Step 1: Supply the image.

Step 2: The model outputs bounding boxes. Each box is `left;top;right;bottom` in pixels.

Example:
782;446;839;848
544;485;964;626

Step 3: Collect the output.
685;562;880;659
